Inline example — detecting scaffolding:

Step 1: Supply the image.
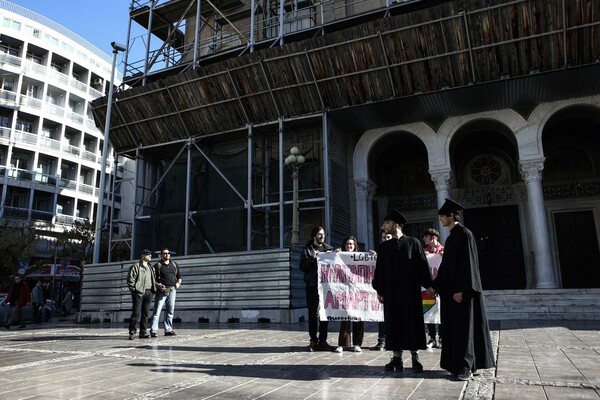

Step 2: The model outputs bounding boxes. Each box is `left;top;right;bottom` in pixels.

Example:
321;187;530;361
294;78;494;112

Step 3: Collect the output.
90;0;600;260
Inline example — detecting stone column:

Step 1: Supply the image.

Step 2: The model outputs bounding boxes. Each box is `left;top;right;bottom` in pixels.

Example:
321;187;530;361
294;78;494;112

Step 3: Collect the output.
520;159;558;288
355;179;377;251
430;169;453;244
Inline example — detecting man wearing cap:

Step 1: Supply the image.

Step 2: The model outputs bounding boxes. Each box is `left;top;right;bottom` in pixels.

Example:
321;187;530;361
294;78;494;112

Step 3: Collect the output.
127;249;156;340
431;198;495;380
372;209;433;373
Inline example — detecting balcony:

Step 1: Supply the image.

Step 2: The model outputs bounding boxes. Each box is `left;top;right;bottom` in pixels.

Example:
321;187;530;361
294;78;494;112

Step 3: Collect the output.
82;150;97;162
13;129;38;145
88;87;103;98
39;136;61;150
66;110;84;125
63;144;80;157
85;118;98;130
0;52;22;67
0;126;11;142
59;178;77;191
26;61;48;77
0;90;18;107
50;70;69;85
44;103;65;118
33;172;58;186
70;79;88;94
55;213;75;225
7;168;33;182
3;206;28;219
78;182;95;195
19;96;43;110
31;209;53;222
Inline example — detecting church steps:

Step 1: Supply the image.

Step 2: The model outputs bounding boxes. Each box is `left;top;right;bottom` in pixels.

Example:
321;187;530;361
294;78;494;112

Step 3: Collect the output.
484;289;600;320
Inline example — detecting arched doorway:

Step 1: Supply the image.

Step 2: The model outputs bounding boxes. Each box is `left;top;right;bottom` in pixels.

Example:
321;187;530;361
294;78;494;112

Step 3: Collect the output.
542;106;600;288
369;131;437;244
450;120;527;289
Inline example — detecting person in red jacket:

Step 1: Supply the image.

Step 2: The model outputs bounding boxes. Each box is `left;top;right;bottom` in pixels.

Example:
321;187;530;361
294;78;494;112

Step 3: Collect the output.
2;275;31;329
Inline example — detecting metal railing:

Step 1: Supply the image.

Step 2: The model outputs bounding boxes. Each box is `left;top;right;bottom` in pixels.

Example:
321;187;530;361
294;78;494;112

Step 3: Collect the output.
0;52;22;67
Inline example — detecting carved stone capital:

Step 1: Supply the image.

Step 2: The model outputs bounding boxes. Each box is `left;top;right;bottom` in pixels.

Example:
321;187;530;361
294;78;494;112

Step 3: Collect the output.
355;179;377;199
519;159;545;183
429;169;453;191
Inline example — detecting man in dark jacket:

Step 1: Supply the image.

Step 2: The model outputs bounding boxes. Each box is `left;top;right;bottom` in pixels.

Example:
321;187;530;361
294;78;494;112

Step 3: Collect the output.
431;199;495;381
2;275;31;329
372;210;433;373
127;249;156;340
300;225;334;351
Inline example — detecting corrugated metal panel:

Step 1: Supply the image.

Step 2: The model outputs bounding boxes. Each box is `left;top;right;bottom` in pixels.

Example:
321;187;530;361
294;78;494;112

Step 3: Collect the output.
80;248;307;312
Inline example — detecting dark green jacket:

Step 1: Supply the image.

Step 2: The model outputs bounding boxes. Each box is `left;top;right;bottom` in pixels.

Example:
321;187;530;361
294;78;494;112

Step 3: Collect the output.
127;261;156;296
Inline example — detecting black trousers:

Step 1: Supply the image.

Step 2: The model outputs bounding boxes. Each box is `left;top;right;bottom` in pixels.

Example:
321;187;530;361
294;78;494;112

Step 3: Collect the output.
306;285;328;343
129;289;153;334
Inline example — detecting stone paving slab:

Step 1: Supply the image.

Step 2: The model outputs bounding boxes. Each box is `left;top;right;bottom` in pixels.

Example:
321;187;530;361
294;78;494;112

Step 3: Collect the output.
0;320;599;399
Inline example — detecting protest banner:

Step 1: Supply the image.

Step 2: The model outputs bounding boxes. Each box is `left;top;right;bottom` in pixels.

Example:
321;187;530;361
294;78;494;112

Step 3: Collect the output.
317;251;384;322
422;253;442;324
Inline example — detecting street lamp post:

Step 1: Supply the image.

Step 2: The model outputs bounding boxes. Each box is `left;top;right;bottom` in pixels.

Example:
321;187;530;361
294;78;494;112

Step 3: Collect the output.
284;146;305;247
93;42;126;264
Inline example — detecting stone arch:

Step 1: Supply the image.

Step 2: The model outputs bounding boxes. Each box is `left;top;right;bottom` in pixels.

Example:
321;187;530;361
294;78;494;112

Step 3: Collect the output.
352;122;436;250
539;102;600;289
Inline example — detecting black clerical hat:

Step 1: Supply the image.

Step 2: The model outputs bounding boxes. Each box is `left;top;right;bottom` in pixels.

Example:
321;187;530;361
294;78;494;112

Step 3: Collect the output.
384;208;407;225
438;198;464;215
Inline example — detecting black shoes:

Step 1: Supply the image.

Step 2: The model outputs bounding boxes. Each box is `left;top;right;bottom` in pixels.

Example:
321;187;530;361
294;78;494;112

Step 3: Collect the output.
128;332;135;340
164;331;177;336
372;340;385;351
139;333;150;339
316;341;334;351
307;340;318;352
385;356;403;372
457;367;473;381
411;353;424;373
150;331;157;338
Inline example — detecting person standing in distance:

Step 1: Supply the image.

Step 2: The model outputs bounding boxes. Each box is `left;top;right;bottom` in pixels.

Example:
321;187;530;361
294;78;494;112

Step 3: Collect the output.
372;210;433;373
150;248;182;337
127;249;156;340
423;227;444;349
300;225;334;351
430;199;495;381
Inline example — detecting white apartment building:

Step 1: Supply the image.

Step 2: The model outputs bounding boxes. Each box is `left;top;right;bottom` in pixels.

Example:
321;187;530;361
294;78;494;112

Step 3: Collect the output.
0;0;125;263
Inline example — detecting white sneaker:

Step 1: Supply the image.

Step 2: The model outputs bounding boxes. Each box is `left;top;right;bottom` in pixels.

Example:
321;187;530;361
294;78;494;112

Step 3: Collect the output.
334;346;343;353
352;345;362;352
427;338;437;349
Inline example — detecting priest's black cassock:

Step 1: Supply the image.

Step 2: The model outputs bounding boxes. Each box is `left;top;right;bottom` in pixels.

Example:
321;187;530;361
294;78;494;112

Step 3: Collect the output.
431;223;495;374
372;236;433;351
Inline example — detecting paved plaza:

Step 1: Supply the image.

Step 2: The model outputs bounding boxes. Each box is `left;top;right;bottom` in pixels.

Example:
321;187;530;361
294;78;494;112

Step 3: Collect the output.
0;320;599;399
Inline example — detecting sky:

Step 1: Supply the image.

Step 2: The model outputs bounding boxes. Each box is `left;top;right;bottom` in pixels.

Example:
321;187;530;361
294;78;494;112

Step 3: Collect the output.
8;0;134;58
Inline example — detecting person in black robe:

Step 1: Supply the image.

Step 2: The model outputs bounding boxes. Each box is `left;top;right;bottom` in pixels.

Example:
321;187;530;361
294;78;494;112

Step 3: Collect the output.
430;198;495;381
372;209;433;373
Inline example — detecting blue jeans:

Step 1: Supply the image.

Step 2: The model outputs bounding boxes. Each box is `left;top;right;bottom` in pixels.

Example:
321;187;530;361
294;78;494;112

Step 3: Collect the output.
150;288;176;333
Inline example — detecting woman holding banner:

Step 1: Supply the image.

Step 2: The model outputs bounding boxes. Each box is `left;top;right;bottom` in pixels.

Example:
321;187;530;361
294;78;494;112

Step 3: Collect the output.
334;235;365;353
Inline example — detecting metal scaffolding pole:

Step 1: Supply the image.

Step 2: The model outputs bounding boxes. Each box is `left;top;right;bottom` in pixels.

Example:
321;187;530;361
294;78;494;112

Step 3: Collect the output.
278;117;284;248
322;111;331;243
185;140;192;255
143;0;156;86
247;125;253;251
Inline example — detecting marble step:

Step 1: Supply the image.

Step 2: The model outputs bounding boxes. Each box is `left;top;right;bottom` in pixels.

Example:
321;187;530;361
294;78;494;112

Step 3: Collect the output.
483;288;600;320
